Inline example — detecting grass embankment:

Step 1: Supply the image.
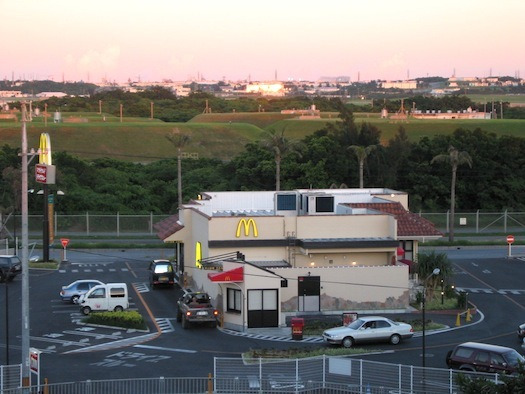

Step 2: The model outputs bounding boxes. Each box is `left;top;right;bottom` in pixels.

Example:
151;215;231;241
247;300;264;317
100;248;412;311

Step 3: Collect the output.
2;110;524;162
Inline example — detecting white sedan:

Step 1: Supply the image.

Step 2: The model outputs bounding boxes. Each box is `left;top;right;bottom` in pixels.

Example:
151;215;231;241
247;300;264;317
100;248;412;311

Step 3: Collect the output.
323;316;414;348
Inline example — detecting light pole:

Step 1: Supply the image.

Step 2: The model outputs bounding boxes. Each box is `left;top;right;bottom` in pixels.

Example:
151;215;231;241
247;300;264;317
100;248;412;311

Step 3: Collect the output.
422;267;440;368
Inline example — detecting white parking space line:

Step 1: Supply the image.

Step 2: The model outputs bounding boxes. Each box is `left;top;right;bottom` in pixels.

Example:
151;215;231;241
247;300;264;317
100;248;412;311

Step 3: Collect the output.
134;345;197;353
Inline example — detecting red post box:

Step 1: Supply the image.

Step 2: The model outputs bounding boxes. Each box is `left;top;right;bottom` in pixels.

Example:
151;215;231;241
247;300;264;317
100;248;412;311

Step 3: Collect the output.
291;317;304;340
342;312;358;326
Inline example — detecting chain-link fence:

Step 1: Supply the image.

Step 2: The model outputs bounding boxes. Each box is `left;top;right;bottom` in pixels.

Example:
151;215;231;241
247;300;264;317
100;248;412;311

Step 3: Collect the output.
0;213;171;238
419;210;525;234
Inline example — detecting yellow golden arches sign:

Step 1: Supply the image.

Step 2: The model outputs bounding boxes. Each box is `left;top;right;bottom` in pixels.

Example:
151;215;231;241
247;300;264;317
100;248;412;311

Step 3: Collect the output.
39;133;52;165
195;241;202;268
236;218;258;238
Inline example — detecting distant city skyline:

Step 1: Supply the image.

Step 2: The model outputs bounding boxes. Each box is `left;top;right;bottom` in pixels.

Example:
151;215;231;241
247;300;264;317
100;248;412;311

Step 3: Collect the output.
2;0;524;83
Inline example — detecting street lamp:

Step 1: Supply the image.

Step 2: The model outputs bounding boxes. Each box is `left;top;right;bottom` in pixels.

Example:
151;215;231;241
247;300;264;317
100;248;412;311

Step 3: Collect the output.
422;267;440;368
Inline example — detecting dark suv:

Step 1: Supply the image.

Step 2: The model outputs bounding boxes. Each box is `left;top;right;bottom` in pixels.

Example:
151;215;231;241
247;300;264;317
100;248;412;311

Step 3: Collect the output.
148;259;175;288
446;342;525;375
0;255;22;282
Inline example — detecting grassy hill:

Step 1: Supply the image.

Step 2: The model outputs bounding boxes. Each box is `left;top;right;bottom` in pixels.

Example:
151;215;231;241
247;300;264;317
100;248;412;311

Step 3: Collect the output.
1;111;524;161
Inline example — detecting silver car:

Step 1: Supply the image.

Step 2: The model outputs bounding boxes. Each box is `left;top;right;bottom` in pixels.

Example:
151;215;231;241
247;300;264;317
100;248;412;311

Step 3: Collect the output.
60;279;104;303
323;316;414;348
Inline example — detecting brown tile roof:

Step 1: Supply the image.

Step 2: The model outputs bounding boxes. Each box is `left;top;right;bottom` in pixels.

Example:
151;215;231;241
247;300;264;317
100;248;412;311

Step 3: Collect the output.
346;202;442;237
154;214;184;240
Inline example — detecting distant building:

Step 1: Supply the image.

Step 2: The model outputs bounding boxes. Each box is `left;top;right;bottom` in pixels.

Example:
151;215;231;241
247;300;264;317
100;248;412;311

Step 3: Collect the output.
381;80;418;89
36;92;68;98
245;82;285;96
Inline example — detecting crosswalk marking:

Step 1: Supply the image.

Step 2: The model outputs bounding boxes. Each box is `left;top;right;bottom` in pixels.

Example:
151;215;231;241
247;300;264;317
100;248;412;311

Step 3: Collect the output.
457;287;525;295
133;282;150;293
58;268;130;274
155;318;175;333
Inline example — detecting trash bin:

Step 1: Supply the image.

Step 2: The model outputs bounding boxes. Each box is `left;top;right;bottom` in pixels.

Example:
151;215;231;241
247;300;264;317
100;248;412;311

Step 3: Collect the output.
342;312;358;326
291;317;304;340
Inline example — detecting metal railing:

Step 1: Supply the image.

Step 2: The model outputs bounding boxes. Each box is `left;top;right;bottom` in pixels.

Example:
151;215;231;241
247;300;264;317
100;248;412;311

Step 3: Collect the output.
0;357;506;393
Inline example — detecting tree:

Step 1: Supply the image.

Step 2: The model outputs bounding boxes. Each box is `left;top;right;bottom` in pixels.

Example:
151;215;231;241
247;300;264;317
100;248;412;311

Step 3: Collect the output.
431;145;472;242
416;251;453;299
349;145;376;188
260;128;300;191
166;128;191;207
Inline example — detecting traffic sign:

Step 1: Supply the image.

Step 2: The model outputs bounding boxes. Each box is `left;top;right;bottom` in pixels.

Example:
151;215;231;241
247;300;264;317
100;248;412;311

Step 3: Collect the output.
61;238;70;248
507;235;515;244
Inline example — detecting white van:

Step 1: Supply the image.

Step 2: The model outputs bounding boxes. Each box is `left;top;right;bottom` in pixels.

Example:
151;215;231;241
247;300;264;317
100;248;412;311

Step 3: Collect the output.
79;283;129;315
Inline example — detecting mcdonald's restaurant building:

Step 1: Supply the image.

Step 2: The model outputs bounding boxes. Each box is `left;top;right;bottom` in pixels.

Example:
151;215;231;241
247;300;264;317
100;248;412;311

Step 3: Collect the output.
155;188;442;332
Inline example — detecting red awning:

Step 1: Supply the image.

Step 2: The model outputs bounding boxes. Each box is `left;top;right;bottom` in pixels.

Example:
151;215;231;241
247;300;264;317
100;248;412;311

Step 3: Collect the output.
208;267;244;283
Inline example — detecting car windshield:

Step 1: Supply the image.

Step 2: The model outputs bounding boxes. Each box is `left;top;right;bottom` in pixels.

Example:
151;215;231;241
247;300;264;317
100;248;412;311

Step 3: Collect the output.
504;350;525;366
347;319;365;329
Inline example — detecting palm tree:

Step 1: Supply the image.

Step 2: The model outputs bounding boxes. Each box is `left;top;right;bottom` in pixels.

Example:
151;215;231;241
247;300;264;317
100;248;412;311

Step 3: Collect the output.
166;128;191;208
260;128;300;191
431;145;472;242
349;145;376;188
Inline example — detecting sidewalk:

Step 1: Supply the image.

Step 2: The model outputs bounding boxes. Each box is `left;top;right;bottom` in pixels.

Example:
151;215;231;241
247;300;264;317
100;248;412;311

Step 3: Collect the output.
223;308;480;343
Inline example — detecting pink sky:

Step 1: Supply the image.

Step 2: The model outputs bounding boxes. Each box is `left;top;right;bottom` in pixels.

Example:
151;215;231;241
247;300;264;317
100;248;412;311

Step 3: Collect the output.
2;0;524;83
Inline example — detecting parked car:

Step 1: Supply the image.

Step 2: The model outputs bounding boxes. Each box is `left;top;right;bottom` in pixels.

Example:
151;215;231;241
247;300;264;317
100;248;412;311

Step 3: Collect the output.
80;283;129;315
517;323;525;340
446;342;525;374
0;255;22;282
148;259;175;288
60;279;104;303
322;316;414;348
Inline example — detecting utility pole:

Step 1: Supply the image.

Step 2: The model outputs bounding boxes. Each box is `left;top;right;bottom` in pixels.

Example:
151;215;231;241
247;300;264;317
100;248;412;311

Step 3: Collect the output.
20;103;30;386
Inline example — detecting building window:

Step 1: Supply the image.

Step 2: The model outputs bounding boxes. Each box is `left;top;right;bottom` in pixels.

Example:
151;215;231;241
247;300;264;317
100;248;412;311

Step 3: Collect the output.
316;196;334;213
277;194;296;211
227;288;241;313
400;240;414;261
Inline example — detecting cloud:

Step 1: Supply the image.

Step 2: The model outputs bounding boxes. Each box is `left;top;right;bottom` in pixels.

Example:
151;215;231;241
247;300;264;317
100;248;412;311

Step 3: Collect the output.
379;53;408;80
64;46;121;80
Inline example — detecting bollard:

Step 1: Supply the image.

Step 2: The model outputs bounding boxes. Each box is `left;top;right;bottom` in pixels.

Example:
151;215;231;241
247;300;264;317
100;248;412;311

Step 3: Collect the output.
208;372;213;394
466;308;472;322
455;313;461;327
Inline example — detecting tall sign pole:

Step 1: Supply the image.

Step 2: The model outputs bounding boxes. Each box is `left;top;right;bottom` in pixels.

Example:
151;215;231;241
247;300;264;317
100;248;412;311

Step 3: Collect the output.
37;133;54;262
20;103;30;386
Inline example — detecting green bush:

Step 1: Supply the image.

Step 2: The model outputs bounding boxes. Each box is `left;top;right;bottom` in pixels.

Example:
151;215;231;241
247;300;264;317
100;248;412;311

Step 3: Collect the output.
83;310;147;330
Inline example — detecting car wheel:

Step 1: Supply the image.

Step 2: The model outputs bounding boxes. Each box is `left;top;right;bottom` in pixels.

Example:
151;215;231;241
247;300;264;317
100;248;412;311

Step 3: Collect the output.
81;306;91;315
6;275;14;282
71;295;80;304
210;320;217;328
114;306;124;312
342;337;354;348
390;334;401;345
459;365;476;372
182;314;189;329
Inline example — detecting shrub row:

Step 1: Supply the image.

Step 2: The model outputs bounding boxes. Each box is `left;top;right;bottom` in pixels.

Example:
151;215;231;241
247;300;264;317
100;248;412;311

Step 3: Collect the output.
83;310;147;330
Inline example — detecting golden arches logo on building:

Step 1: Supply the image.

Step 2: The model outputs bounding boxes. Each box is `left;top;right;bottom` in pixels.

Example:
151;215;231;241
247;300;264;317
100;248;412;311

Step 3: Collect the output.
39;133;52;165
195;241;202;268
236;218;258;238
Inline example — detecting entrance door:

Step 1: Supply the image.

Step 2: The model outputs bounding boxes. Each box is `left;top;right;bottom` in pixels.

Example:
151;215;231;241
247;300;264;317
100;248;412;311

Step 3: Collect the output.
247;289;278;328
298;276;320;312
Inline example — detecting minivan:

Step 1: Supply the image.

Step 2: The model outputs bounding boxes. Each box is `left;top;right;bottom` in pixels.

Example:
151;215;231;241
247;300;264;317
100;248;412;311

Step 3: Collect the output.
79;283;129;315
446;342;525;374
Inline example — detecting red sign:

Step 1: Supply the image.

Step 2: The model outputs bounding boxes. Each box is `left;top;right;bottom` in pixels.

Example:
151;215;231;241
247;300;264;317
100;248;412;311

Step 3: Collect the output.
61;238;70;248
507;235;515;244
35;164;48;183
30;351;38;373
